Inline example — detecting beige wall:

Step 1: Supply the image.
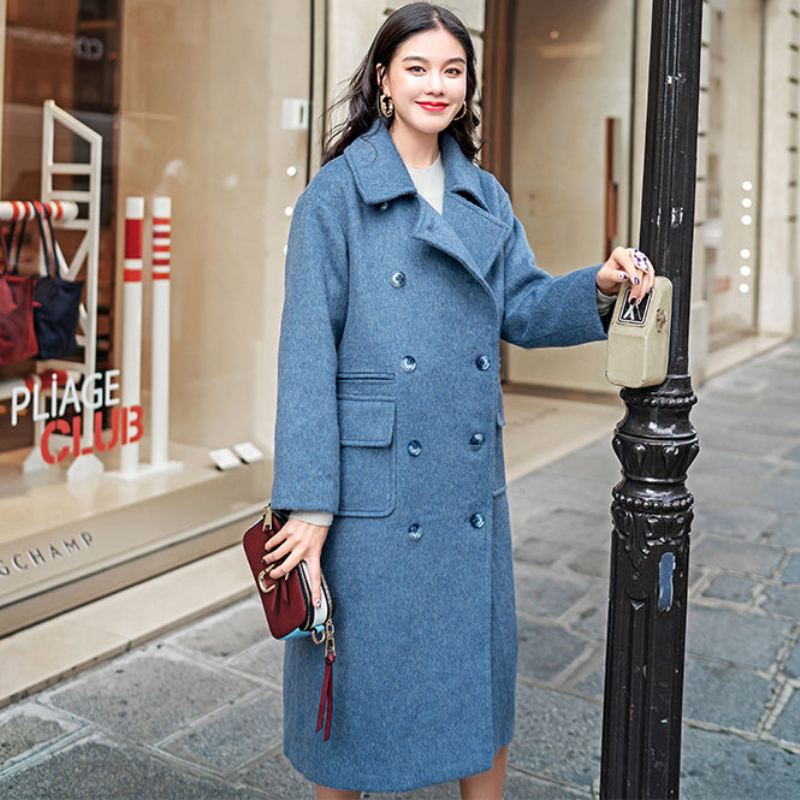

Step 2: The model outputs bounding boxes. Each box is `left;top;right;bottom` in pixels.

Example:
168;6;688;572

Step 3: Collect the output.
116;0;310;452
505;0;633;394
761;0;800;335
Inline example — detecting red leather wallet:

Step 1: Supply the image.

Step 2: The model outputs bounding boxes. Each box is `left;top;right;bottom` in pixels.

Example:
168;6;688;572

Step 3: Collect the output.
242;503;336;741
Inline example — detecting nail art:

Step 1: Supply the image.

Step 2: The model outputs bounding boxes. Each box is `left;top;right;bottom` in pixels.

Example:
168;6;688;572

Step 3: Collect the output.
634;276;640;285
618;271;628;280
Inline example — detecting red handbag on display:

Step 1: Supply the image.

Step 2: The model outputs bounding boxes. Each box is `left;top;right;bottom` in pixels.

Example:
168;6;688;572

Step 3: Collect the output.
0;218;39;364
0;218;39;365
242;502;337;741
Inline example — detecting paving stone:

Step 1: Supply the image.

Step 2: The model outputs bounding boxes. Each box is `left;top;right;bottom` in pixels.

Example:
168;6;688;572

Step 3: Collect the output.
565;547;610;580
771;689;800;744
682;657;772;732
572;664;605;700
691;535;785;577
509;681;601;789
0;735;262;800
227;639;284;688
781;443;800;463
739;416;800;437
235;744;315;798
690;474;768;508
540;442;622;482
44;647;261;744
783;639;800;680
517;619;590;683
692;501;780;541
513;563;590;619
168;598;268;659
761;512;800;548
691;424;787;458
701;574;759;604
510;472;613;517
161;689;282;772
781;553;800;584
690;447;776;483
514;507;611;547
680;725;800;800
762;585;800;618
686;605;790;670
570;596;608;641
0;705;79;769
512;537;566;567
758;476;800;514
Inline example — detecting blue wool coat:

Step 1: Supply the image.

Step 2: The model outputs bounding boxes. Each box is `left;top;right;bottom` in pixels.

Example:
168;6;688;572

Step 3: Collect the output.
270;116;610;793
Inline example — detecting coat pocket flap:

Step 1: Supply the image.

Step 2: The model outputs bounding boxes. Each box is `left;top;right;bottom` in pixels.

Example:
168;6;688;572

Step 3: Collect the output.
338;398;395;447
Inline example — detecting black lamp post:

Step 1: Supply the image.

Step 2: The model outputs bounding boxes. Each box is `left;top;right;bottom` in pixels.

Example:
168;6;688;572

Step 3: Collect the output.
600;1;703;798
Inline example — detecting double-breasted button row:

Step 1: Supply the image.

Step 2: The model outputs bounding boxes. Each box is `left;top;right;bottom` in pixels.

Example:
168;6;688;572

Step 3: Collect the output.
401;355;416;372
390;271;406;288
475;355;491;371
470;512;486;529
408;523;422;541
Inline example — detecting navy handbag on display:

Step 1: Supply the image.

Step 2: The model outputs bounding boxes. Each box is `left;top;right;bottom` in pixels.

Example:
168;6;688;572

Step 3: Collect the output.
31;202;83;360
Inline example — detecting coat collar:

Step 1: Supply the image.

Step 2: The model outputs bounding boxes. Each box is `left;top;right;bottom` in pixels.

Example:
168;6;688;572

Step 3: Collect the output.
344;116;489;211
344;117;510;303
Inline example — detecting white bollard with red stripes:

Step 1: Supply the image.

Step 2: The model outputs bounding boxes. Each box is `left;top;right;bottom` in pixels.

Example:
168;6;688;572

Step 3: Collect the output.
119;196;144;475
149;197;180;472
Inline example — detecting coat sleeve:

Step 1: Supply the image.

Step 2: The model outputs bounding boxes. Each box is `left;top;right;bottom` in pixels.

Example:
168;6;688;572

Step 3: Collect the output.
494;179;611;349
270;190;348;514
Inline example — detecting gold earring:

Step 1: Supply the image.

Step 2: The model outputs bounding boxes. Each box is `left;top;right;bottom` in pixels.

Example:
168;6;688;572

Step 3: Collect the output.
379;92;394;118
453;102;467;121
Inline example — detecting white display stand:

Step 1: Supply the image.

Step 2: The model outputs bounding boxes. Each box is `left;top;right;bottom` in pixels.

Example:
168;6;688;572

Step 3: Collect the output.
106;196;183;481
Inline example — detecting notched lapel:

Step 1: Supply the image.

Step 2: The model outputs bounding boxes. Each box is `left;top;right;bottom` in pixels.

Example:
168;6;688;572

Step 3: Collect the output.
345;118;511;297
445;192;509;278
411;195;509;293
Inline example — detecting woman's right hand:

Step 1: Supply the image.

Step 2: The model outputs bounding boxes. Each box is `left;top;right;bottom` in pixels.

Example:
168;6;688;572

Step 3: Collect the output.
264;518;330;607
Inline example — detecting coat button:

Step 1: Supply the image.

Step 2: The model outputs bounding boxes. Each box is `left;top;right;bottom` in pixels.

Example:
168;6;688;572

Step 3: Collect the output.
401;355;417;372
470;512;486;529
469;432;485;447
379;201;388;210
475;355;491;371
390;271;406;288
408;523;423;541
407;439;422;456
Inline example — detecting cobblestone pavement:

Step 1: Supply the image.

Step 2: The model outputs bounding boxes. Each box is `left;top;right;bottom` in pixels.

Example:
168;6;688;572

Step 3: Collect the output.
2;340;800;799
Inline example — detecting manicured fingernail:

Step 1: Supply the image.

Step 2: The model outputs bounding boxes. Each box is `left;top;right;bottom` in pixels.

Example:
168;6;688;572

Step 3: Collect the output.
314;597;322;608
618;272;628;280
634;276;640;285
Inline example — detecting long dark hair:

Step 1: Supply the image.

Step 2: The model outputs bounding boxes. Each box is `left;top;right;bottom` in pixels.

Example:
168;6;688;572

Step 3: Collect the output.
320;1;482;166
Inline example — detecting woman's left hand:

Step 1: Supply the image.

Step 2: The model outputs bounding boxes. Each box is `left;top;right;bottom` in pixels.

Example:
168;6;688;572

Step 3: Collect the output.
596;247;656;306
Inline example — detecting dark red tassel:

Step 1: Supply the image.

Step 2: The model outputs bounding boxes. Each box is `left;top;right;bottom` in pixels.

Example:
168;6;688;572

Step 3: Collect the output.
316;652;335;741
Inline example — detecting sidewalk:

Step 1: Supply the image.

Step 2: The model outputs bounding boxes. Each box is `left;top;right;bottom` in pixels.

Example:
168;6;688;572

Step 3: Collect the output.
1;340;799;799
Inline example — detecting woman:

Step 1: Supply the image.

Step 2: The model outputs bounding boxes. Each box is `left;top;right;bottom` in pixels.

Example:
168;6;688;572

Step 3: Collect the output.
265;3;656;798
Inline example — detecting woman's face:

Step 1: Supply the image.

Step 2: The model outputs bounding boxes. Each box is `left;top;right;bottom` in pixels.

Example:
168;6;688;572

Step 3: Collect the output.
377;27;468;136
